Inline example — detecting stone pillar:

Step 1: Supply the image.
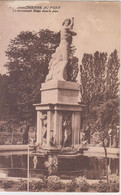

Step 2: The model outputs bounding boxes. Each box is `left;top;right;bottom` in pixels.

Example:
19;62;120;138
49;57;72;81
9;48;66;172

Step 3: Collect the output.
36;111;42;145
54;111;62;147
72;111;81;146
46;111;53;147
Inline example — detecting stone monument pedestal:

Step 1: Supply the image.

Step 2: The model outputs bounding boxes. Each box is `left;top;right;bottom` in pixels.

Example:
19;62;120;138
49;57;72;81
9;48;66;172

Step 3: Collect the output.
34;80;83;150
41;80;80;104
33;18;84;175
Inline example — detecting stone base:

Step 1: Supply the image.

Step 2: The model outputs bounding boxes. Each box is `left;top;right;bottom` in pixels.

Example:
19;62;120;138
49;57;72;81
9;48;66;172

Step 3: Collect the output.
36;147;61;154
41;80;79;104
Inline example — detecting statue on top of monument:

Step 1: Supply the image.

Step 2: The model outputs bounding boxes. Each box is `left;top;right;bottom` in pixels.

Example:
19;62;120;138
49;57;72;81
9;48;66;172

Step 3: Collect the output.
45;17;77;82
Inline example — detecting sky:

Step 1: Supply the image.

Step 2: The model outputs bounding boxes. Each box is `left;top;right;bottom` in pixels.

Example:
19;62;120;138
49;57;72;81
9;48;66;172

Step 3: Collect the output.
0;0;120;74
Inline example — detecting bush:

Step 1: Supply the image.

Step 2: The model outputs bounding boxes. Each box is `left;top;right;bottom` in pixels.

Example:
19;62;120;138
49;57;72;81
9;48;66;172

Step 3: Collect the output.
47;176;64;191
90;183;98;192
65;177;90;192
29;177;48;192
0;180;14;189
16;180;27;191
96;181;109;192
96;175;119;192
109;181;119;192
109;174;119;192
65;181;77;192
29;181;46;192
73;176;90;192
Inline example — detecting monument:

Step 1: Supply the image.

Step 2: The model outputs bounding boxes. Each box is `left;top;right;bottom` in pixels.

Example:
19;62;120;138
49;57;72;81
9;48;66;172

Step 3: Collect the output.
34;18;83;174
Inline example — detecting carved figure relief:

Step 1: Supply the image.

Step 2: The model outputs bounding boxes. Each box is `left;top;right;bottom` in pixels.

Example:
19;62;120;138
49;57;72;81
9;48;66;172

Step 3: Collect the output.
41;112;47;147
62;112;72;147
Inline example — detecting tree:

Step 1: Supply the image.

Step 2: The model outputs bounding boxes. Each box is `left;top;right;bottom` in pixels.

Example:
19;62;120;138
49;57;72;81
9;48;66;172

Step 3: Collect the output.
67;45;79;82
0;74;10;120
81;50;119;124
5;30;60;124
80;49;120;184
81;51;107;124
93;51;107;103
91;97;119;184
81;53;94;113
105;49;120;100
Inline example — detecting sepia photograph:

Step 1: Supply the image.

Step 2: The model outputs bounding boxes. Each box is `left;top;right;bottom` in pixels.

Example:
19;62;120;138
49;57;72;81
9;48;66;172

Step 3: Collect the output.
0;0;120;193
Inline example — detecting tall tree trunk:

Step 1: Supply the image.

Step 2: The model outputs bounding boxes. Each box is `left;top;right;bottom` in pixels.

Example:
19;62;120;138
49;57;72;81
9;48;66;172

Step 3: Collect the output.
11;129;14;144
103;139;109;186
